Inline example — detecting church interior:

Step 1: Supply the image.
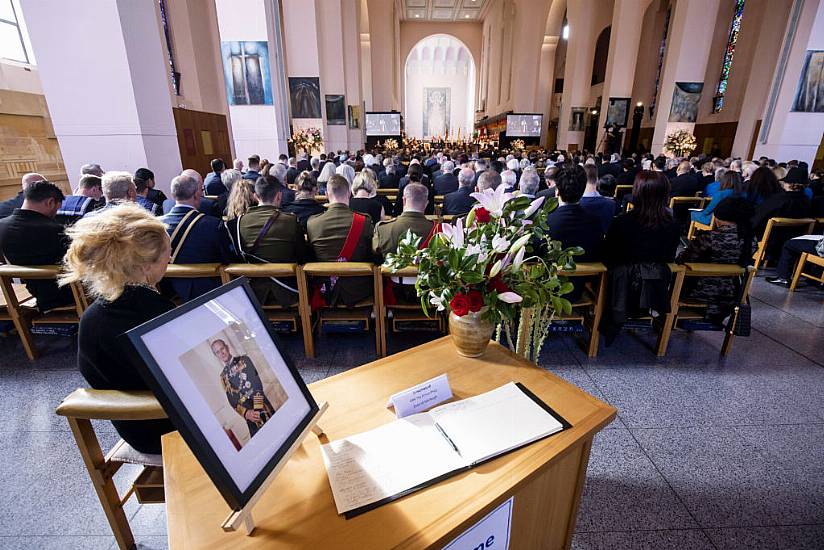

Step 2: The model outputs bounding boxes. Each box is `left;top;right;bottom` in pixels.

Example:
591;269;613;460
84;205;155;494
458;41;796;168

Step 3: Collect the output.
0;0;823;549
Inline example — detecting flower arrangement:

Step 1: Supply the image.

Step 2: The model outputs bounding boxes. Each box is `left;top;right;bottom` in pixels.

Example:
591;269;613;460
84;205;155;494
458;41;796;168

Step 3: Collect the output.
511;139;526;152
663;129;697;158
384;186;582;361
289;128;323;155
383;138;399;152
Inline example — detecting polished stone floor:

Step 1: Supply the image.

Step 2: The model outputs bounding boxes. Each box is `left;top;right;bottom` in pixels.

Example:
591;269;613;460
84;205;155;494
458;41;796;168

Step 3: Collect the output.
0;275;822;549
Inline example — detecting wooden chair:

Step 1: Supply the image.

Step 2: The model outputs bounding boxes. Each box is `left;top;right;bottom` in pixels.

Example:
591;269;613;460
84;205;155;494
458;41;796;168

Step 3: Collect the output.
790;252;824;291
752;217;816;272
161;263;224;305
378;265;444;357
557;262;608;358
669;196;706;210
221;263;313;355
299;262;382;358
687;215;716;240
613;184;633;201
0;264;87;360
670;263;756;356
434;195;445;217
56;389;167;550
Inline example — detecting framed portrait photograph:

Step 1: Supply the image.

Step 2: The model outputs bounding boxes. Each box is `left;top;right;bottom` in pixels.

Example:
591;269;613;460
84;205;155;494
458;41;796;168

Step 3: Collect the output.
126;278;319;511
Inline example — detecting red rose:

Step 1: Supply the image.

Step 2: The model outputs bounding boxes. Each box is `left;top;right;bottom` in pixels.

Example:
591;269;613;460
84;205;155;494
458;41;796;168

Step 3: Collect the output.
488;275;510;294
475;207;491;224
449;293;471;316
467;290;484;312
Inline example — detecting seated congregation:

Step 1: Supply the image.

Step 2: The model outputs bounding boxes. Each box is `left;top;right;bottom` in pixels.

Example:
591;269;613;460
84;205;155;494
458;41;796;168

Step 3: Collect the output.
1;147;823;457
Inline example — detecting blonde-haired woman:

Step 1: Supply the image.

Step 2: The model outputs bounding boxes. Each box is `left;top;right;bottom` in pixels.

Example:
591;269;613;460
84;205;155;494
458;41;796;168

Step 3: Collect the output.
61;203;175;454
225;177;257;219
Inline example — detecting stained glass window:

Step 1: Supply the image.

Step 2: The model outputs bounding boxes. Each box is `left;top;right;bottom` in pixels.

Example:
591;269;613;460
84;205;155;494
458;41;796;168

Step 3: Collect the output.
650;6;672;118
712;0;746;113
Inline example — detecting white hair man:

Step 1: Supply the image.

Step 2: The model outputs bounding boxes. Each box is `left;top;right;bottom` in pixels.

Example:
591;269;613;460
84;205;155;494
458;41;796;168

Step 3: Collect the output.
0;172;46;219
159;172;233;300
373;182;434;260
442;167;476;215
501;169;518;192
434;160;458;194
519;169;540;198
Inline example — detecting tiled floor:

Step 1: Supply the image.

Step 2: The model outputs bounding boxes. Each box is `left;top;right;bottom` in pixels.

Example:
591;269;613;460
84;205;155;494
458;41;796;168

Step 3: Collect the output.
0;274;822;549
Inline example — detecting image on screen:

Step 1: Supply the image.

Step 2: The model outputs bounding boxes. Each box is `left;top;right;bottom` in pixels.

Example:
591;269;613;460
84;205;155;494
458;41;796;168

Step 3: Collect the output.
365;113;401;136
506;114;543;137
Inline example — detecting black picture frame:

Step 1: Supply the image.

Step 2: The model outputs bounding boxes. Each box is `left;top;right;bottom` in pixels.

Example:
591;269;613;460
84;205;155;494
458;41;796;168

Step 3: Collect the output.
125;278;319;511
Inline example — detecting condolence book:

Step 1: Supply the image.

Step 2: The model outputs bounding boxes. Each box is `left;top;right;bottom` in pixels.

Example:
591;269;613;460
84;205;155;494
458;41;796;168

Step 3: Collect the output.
321;382;570;517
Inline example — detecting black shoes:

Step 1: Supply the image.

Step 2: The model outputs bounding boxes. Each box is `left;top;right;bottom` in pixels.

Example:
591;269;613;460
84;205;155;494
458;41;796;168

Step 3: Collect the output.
765;276;789;287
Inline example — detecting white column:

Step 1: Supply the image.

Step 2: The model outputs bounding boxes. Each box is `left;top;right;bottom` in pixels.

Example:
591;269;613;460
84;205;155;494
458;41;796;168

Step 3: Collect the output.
754;0;824;165
557;0;599;150
19;0;182;192
650;0;721;155
596;0;653;152
215;0;289;161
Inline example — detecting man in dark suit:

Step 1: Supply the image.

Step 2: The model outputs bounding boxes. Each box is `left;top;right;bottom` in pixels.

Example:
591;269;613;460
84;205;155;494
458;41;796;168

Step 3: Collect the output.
433;161;458;195
546;165;604;262
615;158;637;185
242;156;261;182
203;158;227;196
0;180;74;312
0;172;45;220
669;160;701;197
306;175;376;307
580;165;617;233
297;154;311;173
442;167;477;216
55;174;105;225
379;162;401;189
286;157;300;185
163;169;223;217
160;173;235;302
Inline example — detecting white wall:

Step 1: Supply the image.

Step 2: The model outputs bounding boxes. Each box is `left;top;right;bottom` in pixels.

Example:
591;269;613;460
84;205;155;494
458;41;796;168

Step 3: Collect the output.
215;0;284;161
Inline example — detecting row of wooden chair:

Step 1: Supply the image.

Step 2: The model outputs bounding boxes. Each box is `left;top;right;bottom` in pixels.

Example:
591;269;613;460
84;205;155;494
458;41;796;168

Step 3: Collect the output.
0;260;757;361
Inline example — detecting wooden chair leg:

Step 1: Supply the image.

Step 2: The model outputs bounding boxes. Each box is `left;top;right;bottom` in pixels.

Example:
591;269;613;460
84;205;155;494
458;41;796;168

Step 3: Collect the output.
789;253;809;291
295;266;315;358
587;272;607;358
0;277;38;360
720;330;735;357
67;417;135;550
656;268;685;357
372;268;385;357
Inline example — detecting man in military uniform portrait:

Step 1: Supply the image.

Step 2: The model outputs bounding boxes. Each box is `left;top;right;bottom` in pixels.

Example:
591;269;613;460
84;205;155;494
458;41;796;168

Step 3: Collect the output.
211;339;275;438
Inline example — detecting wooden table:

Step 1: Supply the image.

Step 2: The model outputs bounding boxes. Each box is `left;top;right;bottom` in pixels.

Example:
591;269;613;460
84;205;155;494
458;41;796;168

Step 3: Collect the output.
162;337;616;549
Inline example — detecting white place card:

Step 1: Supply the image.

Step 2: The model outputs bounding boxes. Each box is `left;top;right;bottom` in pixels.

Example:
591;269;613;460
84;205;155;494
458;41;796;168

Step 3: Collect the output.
386;374;453;418
442;496;513;550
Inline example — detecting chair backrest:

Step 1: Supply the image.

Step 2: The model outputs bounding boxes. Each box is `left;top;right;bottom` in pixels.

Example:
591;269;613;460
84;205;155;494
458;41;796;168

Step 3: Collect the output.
163;263;224;279
221;263;298;284
559;261;607;278
301;262;376;278
613;184;633;199
669;196;704;209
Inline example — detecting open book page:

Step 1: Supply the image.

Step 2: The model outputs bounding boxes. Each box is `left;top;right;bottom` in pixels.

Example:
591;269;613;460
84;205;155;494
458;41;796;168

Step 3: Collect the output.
320;413;466;515
429;382;564;465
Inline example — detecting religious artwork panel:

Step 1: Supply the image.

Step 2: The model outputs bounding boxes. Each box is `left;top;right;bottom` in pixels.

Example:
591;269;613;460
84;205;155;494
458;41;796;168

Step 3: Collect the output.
569;107;585;132
325;95;346;125
220;41;273;106
127;280;318;510
423;87;450;139
669;82;703;123
793;50;824;113
289;77;322;119
348;105;360;129
606;98;630;127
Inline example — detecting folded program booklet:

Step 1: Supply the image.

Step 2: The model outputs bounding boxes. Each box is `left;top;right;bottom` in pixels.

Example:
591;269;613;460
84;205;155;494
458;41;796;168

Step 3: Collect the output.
320;382;571;517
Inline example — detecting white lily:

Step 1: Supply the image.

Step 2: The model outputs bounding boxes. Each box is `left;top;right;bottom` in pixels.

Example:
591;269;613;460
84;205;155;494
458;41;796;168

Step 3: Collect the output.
497;291;523;303
470;184;512;217
523;196;545;218
509;234;531;254
429;293;447;312
491;234;510;253
465;243;482;257
512;247;526;270
440;217;464;248
489;259;502;278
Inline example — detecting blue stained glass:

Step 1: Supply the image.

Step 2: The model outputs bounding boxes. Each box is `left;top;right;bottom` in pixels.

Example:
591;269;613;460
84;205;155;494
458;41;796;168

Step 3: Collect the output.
650;7;672;118
713;0;746;113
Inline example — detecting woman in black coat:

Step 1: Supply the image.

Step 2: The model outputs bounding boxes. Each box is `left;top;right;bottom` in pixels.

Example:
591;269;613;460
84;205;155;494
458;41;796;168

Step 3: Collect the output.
61;203;176;454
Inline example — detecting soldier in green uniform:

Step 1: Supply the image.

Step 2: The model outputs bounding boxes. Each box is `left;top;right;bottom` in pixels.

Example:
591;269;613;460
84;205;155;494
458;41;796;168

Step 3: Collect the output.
373;182;434;259
306;174;377;306
225;177;312;306
211;339;274;439
373;182;434;304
